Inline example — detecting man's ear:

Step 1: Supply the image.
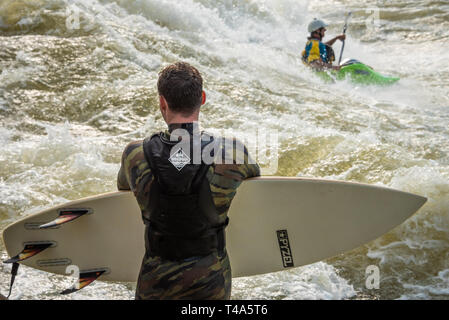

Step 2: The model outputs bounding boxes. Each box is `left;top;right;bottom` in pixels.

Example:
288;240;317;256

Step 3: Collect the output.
159;95;167;109
159;95;168;120
201;91;206;105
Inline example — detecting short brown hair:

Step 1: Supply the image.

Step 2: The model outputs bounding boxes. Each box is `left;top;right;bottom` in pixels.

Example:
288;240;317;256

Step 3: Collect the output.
157;62;203;115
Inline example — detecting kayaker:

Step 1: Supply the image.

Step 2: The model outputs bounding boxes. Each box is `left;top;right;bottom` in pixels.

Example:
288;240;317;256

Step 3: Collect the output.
117;62;260;299
302;18;346;71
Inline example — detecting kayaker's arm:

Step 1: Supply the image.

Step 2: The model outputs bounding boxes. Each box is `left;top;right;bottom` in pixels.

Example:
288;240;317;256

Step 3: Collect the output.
325;34;346;47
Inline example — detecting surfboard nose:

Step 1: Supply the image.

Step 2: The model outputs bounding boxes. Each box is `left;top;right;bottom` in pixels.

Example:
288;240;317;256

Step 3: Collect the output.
416;195;427;207
402;191;427;216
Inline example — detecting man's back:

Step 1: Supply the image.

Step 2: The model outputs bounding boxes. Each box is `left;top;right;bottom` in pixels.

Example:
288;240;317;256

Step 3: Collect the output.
117;124;260;299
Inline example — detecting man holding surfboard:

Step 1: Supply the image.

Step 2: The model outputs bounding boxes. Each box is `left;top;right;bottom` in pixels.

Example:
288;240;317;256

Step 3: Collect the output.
117;62;260;299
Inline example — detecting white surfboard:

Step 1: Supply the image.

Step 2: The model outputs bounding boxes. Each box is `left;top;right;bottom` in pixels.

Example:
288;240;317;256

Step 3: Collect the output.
2;177;426;282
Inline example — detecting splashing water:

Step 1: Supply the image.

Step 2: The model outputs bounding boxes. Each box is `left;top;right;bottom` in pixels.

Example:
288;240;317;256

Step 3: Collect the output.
1;0;448;300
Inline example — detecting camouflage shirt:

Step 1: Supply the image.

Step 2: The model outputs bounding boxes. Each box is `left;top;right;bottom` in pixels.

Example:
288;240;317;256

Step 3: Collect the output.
117;123;260;300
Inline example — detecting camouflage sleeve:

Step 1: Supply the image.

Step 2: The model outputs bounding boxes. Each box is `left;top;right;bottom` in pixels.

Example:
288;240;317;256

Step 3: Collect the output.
207;138;260;215
220;137;261;180
117;153;130;191
117;140;145;191
242;146;261;179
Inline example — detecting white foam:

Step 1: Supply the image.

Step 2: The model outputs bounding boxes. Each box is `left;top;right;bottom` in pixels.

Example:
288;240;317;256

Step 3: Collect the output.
0;125;12;144
398;268;449;299
0;123;122;217
232;262;356;300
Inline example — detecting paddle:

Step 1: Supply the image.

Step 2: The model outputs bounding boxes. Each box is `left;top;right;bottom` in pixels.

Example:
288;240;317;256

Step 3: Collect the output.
338;12;352;65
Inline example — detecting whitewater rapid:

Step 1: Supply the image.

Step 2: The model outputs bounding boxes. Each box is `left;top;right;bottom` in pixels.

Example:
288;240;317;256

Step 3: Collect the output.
0;0;448;299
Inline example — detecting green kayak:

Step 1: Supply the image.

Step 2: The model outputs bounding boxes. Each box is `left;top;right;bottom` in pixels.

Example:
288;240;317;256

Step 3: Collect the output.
317;59;400;86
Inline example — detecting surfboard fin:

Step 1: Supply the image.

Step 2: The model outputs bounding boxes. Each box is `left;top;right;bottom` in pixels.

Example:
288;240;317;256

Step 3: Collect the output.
3;242;53;264
2;242;53;299
39;208;92;229
61;269;107;295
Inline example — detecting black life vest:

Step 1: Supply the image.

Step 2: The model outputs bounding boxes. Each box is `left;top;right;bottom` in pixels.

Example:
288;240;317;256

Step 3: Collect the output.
324;44;335;64
142;127;228;261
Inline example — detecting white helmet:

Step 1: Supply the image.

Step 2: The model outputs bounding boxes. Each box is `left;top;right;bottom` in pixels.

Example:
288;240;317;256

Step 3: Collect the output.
308;18;328;33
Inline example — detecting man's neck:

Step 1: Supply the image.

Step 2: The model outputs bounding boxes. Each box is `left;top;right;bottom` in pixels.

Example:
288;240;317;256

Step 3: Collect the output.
167;122;201;134
165;112;199;125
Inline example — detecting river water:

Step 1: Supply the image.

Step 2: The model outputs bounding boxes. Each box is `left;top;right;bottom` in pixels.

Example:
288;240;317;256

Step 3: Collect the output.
0;0;448;300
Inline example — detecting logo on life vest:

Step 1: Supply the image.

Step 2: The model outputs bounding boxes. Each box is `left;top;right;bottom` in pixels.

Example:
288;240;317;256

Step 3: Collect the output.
277;229;294;268
169;148;191;171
